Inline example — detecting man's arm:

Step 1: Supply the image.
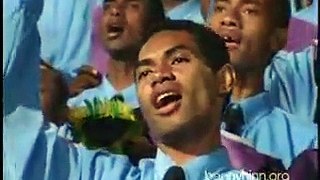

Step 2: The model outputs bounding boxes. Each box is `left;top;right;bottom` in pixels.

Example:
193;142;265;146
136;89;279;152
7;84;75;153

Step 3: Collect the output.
3;1;144;179
264;46;317;123
264;4;318;124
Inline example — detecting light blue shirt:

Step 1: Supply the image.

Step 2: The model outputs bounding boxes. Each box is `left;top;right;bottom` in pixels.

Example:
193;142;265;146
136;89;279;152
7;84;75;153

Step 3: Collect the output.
67;76;139;108
3;0;43;116
167;0;204;24
3;1;44;178
154;147;254;180
37;0;96;77
228;92;318;169
265;47;317;123
5;113;254;180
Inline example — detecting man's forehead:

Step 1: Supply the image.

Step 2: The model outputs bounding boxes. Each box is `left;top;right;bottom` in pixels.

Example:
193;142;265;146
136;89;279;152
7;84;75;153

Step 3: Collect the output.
214;0;269;3
139;30;196;59
202;0;274;19
105;0;146;3
204;0;272;7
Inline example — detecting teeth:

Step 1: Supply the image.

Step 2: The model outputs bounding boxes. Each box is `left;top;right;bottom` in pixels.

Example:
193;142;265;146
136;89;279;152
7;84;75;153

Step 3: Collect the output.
156;92;176;104
223;36;232;41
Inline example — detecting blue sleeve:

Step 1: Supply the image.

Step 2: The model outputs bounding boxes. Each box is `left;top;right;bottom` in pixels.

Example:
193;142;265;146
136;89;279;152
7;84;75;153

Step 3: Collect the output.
243;109;318;169
38;0;93;76
40;124;143;180
3;1;145;179
3;0;44;116
264;46;317;123
4;0;44;177
5;111;143;180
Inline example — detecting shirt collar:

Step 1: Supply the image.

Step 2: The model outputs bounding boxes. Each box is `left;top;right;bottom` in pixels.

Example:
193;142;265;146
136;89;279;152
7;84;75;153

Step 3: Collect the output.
154;147;233;180
231;92;273;126
102;77;139;108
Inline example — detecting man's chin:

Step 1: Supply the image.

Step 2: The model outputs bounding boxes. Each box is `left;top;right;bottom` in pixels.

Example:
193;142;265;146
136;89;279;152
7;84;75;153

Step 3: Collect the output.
159;129;188;149
106;43;129;52
155;122;189;144
229;57;250;71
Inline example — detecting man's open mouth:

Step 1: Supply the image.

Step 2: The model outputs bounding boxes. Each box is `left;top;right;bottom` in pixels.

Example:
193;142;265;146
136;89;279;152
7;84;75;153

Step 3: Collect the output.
223;35;240;50
106;24;124;39
218;31;241;50
152;90;182;116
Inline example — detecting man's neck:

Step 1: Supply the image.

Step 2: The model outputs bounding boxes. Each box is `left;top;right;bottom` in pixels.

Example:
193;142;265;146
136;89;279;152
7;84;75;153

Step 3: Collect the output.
107;58;135;91
157;127;221;165
232;70;265;101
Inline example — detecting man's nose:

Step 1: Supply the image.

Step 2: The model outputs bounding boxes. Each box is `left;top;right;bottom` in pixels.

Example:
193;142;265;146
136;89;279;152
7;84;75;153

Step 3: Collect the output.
220;9;241;28
109;4;123;17
151;65;176;87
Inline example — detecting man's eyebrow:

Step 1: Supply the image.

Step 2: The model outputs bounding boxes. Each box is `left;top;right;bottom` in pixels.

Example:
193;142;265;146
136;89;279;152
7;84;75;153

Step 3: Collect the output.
215;0;261;5
135;44;192;69
125;0;142;2
135;58;154;69
215;0;230;4
241;0;262;5
164;44;192;58
105;0;142;5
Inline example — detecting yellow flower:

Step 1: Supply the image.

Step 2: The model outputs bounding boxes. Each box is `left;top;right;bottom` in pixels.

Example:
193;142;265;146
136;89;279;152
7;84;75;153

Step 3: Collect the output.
68;97;138;127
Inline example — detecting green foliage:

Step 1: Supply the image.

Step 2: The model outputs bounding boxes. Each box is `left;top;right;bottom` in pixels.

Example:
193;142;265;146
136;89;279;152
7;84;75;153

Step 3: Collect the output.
68;95;143;153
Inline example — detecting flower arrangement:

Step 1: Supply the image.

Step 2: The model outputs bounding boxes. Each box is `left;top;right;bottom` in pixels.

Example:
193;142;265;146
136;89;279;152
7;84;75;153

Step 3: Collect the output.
68;95;143;153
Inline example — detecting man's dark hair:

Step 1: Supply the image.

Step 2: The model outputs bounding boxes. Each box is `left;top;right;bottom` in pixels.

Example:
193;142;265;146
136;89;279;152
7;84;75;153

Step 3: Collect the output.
144;19;230;72
145;0;166;24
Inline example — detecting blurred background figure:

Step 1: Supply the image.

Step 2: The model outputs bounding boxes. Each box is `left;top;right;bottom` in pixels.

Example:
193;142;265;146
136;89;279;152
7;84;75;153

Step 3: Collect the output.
201;0;318;169
293;0;314;12
64;0;167;165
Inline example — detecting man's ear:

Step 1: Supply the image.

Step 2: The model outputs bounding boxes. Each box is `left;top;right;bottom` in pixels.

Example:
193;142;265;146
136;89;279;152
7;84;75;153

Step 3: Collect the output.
217;64;236;96
270;28;288;52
